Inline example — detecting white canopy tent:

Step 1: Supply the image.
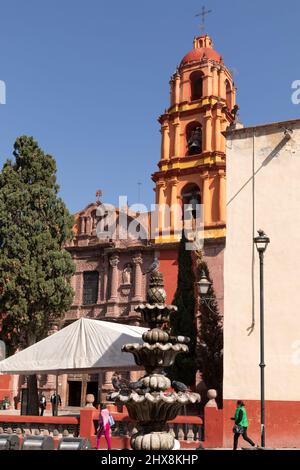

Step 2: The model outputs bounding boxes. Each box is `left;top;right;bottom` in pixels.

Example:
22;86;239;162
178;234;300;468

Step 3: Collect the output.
0;317;147;375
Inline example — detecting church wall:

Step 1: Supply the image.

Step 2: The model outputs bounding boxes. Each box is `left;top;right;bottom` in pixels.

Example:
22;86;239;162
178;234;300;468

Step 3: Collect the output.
158;249;178;304
224;120;300;402
222;399;300;448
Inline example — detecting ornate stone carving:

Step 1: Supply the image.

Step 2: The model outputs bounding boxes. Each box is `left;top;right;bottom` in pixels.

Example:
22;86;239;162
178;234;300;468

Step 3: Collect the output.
109;255;119;267
132;254;143;265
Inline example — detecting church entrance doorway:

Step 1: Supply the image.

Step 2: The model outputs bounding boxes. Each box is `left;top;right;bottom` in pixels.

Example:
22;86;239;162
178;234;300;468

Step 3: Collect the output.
68;381;82;406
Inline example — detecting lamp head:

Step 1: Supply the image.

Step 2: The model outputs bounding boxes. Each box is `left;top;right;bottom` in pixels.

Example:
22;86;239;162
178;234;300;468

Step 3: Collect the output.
197;270;212;295
254;229;270;253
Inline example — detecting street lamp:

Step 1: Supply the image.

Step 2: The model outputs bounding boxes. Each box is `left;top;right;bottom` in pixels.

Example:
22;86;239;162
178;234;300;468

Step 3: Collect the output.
197;270;216;313
254;229;270;448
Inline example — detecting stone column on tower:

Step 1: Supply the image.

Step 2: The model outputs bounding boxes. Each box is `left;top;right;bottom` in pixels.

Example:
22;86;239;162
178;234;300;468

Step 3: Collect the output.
174;71;181;104
202;173;212;226
215;107;223;152
156;180;166;236
203;66;213;96
204;111;213;152
218;68;226;99
173;120;181;156
161;123;170;161
169;76;175;106
212;66;219;96
169;178;179;234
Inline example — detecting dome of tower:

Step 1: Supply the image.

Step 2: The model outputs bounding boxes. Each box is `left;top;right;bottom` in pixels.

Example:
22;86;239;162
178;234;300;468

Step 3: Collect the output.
181;48;221;65
180;34;222;66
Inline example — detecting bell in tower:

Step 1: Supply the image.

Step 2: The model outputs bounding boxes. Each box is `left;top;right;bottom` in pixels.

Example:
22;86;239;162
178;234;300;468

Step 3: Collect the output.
187;126;202;155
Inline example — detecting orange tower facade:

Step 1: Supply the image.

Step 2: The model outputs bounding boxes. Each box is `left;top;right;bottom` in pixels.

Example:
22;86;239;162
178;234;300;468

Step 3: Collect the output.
152;34;235;243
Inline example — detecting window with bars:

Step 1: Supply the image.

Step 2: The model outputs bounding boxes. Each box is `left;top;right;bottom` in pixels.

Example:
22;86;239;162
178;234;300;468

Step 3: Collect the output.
82;271;99;305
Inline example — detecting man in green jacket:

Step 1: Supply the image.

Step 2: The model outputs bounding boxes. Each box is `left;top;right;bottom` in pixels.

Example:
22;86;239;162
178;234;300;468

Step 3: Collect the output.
231;400;256;450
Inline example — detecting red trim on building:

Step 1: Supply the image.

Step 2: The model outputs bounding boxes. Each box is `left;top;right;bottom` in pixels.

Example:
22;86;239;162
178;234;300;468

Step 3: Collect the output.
158;249;178;304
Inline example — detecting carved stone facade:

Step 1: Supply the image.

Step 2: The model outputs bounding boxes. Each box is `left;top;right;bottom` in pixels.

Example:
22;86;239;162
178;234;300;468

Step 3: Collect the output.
65;203;154;327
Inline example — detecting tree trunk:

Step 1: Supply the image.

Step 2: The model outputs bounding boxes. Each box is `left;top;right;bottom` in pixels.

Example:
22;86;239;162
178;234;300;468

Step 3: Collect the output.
27;374;39;416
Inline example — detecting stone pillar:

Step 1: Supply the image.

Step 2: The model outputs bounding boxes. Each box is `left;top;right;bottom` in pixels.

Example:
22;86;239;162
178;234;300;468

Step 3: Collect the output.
219;171;226;223
109;255;119;302
169;77;174;106
204;113;212;152
132;253;143;301
81;375;88;407
161;123;170;161
173;121;181;156
78;272;84;306
72;272;82;305
174;72;180;104
85;216;91;235
60;374;68;407
202;173;212;226
215;110;222;152
97;268;103;303
218;68;226;99
232;85;236;108
80;216;86;234
102;254;108;302
212;66;218;96
203;67;212;96
169;178;178;234
220;119;227;153
156;181;166;236
102;371;114;402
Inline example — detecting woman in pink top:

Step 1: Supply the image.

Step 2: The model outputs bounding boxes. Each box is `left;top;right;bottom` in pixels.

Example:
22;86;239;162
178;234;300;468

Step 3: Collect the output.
96;404;111;450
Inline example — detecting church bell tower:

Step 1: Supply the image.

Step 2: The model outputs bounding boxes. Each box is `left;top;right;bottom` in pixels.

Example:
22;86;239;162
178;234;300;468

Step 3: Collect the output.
152;34;236;242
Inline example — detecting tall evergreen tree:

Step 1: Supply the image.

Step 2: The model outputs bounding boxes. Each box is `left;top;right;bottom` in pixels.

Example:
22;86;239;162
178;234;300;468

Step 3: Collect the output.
169;232;196;385
197;261;223;406
0;136;75;414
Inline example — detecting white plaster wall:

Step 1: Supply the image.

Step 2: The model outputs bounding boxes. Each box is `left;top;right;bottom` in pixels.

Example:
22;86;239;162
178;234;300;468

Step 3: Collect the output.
224;121;300;401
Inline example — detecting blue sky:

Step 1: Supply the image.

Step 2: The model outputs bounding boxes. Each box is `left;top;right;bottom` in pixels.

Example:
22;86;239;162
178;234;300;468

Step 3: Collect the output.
0;0;299;213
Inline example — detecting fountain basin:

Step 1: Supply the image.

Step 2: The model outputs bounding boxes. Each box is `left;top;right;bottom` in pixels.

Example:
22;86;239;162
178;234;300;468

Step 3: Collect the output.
122;342;188;368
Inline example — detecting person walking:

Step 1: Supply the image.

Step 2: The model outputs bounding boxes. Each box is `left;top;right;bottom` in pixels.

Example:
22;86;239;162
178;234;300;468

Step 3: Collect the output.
50;391;62;416
96;404;112;450
39;392;47;416
232;400;256;450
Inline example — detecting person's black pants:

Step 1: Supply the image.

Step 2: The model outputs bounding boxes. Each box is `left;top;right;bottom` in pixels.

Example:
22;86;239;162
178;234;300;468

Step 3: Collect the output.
233;427;255;450
52;406;57;416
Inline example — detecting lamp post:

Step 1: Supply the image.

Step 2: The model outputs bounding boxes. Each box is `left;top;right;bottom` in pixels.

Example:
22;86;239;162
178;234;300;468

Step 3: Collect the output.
254;229;270;448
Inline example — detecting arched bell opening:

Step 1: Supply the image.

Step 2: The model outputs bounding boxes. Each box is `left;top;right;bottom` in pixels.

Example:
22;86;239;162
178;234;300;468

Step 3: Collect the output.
186;121;202;156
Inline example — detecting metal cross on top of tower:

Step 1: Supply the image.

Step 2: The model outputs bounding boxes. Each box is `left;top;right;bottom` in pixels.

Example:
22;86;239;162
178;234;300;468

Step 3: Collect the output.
195;6;212;34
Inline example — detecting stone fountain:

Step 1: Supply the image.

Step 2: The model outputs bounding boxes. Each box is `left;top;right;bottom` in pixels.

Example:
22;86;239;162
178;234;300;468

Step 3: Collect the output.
109;270;200;450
